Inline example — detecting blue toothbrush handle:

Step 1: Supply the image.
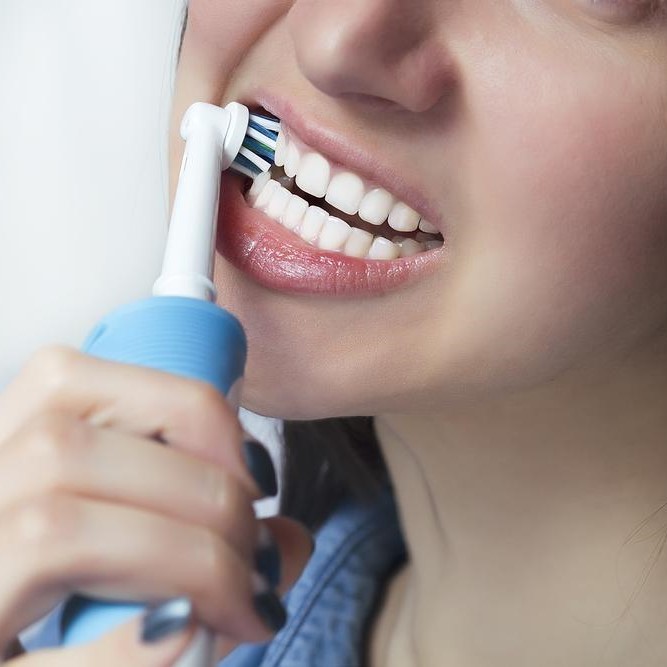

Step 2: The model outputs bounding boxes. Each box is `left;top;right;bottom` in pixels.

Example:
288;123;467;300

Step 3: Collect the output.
60;296;246;649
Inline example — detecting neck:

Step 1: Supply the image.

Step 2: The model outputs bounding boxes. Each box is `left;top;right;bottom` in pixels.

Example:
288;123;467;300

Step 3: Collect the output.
372;347;667;666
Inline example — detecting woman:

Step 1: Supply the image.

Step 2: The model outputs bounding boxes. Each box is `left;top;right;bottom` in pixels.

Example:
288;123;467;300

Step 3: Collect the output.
3;0;667;664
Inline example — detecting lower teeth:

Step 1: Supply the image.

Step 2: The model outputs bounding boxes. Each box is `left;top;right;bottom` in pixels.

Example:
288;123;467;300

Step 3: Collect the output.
245;172;443;259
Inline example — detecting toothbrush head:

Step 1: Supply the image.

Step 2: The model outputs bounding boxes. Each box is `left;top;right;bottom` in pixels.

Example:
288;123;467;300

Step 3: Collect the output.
156;102;280;301
231;111;279;179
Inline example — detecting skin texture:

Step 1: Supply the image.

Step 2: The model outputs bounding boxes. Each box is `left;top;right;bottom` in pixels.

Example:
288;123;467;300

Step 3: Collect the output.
0;347;312;663
175;0;667;419
172;1;667;665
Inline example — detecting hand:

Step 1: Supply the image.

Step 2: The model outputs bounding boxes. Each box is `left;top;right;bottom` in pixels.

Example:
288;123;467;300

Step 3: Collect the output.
5;601;195;666
0;346;312;660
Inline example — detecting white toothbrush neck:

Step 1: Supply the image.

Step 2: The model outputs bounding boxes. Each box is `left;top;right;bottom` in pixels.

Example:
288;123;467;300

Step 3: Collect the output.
153;102;249;302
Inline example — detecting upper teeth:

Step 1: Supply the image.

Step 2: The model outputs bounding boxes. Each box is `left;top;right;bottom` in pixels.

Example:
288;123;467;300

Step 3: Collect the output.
274;129;437;235
246;126;443;260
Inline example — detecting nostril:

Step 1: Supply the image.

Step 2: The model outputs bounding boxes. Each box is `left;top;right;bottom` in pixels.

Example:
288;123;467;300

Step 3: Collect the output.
288;1;455;114
337;93;405;113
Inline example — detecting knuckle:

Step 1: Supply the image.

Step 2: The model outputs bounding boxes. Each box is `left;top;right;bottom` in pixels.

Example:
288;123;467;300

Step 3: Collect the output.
26;413;86;484
27;345;81;397
188;530;227;601
184;381;228;417
181;382;244;443
205;470;255;541
10;493;81;552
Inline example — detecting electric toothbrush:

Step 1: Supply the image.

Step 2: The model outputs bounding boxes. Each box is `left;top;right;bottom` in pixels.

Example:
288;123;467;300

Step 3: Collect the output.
59;101;278;667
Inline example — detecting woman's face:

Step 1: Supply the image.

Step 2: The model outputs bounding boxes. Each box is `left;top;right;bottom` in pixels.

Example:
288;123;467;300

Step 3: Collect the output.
173;0;667;418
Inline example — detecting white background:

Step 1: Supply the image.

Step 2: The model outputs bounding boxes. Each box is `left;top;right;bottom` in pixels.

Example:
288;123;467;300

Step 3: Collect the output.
0;1;283;511
0;0;185;386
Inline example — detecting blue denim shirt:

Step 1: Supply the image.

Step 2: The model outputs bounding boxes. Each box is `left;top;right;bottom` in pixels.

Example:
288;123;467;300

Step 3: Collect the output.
24;488;406;666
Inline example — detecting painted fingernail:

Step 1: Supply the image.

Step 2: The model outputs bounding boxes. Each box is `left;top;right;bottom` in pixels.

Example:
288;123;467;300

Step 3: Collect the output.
141;597;193;643
243;440;278;497
256;524;281;588
308;532;316;557
252;574;287;633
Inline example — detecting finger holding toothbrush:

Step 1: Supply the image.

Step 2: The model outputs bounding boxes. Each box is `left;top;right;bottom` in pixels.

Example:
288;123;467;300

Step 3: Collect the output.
0;348;313;665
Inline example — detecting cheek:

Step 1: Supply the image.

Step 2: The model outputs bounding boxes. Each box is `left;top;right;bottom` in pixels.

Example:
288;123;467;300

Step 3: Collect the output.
450;59;667;383
180;1;291;94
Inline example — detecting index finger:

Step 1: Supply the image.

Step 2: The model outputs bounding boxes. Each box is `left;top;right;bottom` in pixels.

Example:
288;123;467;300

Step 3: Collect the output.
0;346;254;492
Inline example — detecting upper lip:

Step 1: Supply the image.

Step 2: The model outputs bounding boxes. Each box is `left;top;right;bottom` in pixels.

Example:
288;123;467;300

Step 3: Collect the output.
242;89;443;232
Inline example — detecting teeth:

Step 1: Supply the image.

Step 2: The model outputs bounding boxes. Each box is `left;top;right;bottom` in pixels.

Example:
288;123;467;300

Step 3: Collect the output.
247;171;271;207
281;194;308;230
344;228;374;258
254;179;281;210
418;219;439;234
367;237;400;260
325;172;365;216
276;174;295;191
358;188;394;226
247;126;443;260
299;205;328;243
415;231;437;244
274;131;287;168
265;186;291;220
295;152;330;198
274;133;443;241
318;216;352;251
317;215;352;250
245;178;438;259
284;142;301;178
388;202;420;233
393;237;424;257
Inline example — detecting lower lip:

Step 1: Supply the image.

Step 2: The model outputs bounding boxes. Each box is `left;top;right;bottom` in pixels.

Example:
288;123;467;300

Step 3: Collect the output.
217;173;444;296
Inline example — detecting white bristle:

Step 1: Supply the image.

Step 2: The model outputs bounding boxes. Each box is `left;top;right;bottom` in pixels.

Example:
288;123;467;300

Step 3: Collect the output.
250;115;280;133
246;126;277;150
232;163;259;178
238;146;272;172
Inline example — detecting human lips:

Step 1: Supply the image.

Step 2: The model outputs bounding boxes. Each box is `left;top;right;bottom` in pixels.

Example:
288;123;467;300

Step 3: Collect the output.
216;93;447;296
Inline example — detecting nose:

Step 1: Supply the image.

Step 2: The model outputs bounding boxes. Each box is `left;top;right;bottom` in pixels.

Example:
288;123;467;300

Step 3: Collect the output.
287;0;455;113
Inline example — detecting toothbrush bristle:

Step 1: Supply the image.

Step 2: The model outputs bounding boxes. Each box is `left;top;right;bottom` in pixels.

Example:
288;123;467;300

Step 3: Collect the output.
231;111;279;177
249;112;281;134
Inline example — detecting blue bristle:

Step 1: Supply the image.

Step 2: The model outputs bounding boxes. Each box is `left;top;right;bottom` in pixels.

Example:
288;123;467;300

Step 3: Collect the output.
229;111;279;178
233;153;262;176
250;113;281;133
243;136;275;161
248;119;278;141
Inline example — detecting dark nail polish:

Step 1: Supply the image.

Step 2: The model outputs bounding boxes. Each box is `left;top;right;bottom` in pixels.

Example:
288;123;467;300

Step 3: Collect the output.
141;597;193;643
254;590;287;633
243;440;278;497
256;525;281;588
308;532;316;557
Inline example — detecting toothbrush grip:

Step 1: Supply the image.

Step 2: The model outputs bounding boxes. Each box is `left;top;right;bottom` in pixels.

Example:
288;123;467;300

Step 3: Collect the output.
59;296;247;667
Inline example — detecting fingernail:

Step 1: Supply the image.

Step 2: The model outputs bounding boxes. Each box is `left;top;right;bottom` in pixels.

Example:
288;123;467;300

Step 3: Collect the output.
243;440;278;497
141;597;193;643
252;573;287;633
308;532;316;557
254;591;287;633
255;524;281;588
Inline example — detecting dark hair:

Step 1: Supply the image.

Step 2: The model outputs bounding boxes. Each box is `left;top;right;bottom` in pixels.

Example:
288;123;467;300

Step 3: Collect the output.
280;417;388;529
177;8;388;530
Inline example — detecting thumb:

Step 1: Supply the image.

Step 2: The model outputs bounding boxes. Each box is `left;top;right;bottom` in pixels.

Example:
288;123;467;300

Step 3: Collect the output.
264;516;315;596
10;599;195;667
